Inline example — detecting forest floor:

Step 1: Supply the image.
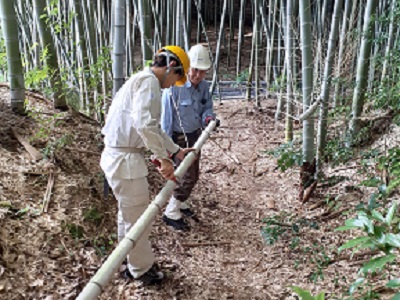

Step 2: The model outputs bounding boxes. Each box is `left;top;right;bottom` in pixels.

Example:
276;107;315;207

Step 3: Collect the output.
0;87;399;300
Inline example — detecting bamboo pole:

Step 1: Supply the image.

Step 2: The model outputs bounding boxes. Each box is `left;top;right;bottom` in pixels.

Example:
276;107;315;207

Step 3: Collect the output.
236;0;245;77
380;0;396;82
285;0;293;142
112;0;125;97
209;0;228;96
332;0;351;107
348;0;378;141
254;0;260;108
76;120;218;300
299;0;314;164
316;0;343;161
0;0;25;114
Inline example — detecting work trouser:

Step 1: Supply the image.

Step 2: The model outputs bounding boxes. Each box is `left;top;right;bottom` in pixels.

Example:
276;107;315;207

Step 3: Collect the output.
172;129;201;202
106;175;154;278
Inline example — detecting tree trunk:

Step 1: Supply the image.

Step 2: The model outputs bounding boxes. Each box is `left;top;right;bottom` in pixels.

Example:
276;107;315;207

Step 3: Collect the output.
0;0;25;114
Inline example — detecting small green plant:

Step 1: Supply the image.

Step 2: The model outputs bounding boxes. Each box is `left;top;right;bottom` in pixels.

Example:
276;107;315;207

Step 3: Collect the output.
324;137;355;167
235;69;249;84
336;202;400;298
91;234;117;256
65;223;84;239
83;207;103;225
267;142;303;171
290;286;325;300
261;219;288;245
270;74;287;93
261;214;319;245
42;134;73;159
309;248;330;283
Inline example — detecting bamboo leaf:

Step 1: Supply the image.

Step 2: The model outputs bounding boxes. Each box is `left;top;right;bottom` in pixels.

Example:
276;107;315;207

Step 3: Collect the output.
315;292;325;300
391;293;400;300
360;254;396;274
349;278;365;295
346;215;374;233
386;279;400;288
386;203;397;225
359;177;382;187
338;237;371;253
371;210;385;223
345;218;365;228
352;240;376;254
385;234;400;248
290;286;315;300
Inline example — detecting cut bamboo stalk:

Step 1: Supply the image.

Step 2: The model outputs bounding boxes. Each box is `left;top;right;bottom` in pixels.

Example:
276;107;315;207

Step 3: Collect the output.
11;128;44;161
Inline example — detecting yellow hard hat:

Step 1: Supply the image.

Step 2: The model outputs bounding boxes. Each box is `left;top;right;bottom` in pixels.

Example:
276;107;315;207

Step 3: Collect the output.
158;45;190;86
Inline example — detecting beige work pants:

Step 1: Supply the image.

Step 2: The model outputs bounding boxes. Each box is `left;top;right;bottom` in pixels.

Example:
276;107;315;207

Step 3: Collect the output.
107;176;154;278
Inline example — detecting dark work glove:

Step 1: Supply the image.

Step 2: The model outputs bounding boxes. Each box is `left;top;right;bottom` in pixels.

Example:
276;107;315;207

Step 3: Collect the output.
205;117;220;131
205;117;220;127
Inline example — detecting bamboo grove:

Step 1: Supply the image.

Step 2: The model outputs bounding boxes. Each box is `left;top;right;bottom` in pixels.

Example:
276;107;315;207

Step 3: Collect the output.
0;0;399;189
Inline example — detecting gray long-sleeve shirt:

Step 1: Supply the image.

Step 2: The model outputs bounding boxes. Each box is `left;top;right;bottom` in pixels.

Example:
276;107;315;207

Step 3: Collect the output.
161;80;215;137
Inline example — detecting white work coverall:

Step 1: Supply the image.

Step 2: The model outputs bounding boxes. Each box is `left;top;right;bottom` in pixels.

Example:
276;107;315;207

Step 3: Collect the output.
100;68;180;278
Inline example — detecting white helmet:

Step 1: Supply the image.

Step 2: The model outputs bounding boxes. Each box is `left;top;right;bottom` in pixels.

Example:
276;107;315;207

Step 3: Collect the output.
188;44;211;70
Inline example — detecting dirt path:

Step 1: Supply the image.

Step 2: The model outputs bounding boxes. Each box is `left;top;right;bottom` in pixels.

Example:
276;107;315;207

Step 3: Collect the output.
1;91;388;300
98;100;302;300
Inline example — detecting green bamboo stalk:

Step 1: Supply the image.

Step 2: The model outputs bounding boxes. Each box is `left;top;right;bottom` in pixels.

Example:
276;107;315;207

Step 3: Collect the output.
138;0;152;66
367;1;383;91
196;0;202;43
348;0;378;143
186;0;191;47
33;0;67;110
299;0;314;163
246;24;256;101
112;0;125;97
317;0;343;161
236;0;246;77
150;0;162;51
0;0;25;114
193;0;213;62
180;0;189;51
332;0;352;107
72;0;90;110
381;0;396;82
210;0;228;96
254;0;260;108
227;0;233;67
285;0;294;142
265;0;278;87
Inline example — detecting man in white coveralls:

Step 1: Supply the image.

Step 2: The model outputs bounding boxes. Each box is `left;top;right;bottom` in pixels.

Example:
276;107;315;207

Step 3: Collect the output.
100;45;193;285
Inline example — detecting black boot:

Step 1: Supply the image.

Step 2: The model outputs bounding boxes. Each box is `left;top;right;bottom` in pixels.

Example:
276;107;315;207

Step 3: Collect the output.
162;215;190;231
180;208;195;217
121;264;164;286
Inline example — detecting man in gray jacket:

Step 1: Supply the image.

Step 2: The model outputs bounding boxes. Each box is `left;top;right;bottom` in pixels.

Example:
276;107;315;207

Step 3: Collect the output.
161;45;218;231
